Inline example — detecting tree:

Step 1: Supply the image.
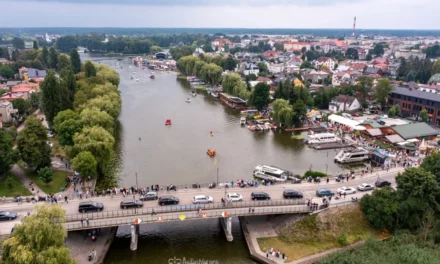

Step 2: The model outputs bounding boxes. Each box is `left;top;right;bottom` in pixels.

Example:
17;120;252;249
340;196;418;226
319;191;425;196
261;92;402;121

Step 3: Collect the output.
0;65;14;79
360;187;400;230
17;116;51;170
221;73;250;99
41;71;63;127
373;44;385;57
0;130;19;175
300;61;312;69
79;107;114;134
365;53;372;61
12;98;30;115
53;109;79;132
57;54;71;72
373;78;394;109
42;46;49;66
2;205;75;264
270;99;293;127
70;48;81;74
420;151;440;182
48;47;58;69
60;69;76;109
345;48;359;60
84;60;97;78
387;104;400;118
72;151;98;178
73;90;88;109
249;83;270;111
222;57;237;71
292;99;307;127
38;167;53;183
199;63;222;85
420;109;428;122
58;119;83;146
274;42;284;51
432;59;440;75
12;37;25;49
202;44;214;53
150;45;162;55
32;40;38;49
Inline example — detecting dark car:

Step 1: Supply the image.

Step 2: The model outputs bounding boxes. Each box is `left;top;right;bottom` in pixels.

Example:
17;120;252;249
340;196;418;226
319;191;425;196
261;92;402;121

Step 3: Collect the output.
251;192;271;200
158;195;179;206
375;179;391;187
0;211;17;221
120;199;143;209
283;189;303;199
140;192;158;201
78;201;104;213
316;189;335;197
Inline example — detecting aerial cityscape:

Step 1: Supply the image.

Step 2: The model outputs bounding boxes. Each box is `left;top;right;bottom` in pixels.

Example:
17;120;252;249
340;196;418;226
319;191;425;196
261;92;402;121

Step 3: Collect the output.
1;1;440;264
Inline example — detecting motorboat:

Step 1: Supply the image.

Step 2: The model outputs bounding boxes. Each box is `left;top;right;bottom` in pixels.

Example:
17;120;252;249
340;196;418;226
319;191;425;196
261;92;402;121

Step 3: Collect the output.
211;92;219;98
240;117;246;126
150;72;155;79
186;98;191;103
253;165;289;182
306;133;340;144
334;147;370;164
248;125;256;131
191;91;197;97
207;149;216;157
136;78;139;82
165;119;172;126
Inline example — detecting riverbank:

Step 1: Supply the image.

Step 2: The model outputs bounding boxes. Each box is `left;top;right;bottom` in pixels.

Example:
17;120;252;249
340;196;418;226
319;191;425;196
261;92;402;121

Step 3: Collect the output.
67;227;117;264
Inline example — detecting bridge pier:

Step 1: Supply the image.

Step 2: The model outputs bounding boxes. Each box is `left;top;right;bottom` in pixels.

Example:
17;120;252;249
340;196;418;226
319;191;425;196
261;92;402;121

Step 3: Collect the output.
220;217;233;242
130;224;139;251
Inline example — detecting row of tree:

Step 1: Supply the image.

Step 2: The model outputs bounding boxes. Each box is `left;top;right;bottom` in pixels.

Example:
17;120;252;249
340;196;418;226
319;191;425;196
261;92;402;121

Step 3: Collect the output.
397;56;436;84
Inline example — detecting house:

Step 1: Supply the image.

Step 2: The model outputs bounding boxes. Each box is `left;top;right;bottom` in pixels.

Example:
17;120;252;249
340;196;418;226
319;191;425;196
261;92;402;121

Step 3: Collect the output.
395;49;426;60
315;57;337;70
332;72;351;87
18;67;28;79
283;42;311;52
24;41;33;49
21;68;47;80
256;76;273;86
237;62;260;76
302;70;330;84
11;83;39;100
211;38;232;49
363;67;383;76
0;92;26;102
418;84;440;94
387;62;401;76
268;63;285;74
391;122;439;140
328;95;361;113
0;101;17;123
263;51;282;60
349;63;367;72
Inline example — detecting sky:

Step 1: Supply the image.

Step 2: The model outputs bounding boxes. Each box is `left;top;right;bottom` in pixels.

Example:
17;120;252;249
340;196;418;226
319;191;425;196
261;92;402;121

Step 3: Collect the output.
0;0;439;29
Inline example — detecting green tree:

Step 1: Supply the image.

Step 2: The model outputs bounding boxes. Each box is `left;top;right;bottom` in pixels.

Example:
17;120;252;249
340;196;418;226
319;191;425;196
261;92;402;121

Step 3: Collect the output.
57;54;71;72
42;46;49;66
150;45;162;55
300;61;312;69
249;82;270;111
72;151;98;178
202;44;214;53
270;99;293;127
53;109;79;132
221;73;250;99
60;69;76;109
292;99;307;127
48;47;58;69
96;64;120;86
373;78;394;109
420;109;428;122
274;42;284;51
199;63;222;85
12;37;25;49
32;40;38;49
420;151;440;182
84;60;97;78
373;43;385;57
2;205;75;264
0;130;19;175
69;48;81;74
366;53;372;61
17;116;51;170
41;71;63;127
38;167;53;183
58;119;83;146
222;57;237;71
83;93;121;119
79;107;114;134
360;187;400;230
30;93;41;108
12;98;30;115
73;90;88;109
387;104;400;118
0;65;15;79
345;47;359;60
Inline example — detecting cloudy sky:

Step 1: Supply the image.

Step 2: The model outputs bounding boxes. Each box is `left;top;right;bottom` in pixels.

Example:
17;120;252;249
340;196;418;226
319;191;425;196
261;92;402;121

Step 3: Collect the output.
1;0;439;29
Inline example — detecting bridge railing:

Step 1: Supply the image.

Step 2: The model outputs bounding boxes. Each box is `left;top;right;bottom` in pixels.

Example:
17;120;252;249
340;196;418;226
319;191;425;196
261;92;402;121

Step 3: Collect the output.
64;205;313;230
65;199;305;222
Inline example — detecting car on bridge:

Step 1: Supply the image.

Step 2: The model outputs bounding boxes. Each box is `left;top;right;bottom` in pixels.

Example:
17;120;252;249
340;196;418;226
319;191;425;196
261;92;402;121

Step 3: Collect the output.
193;195;214;204
337;186;356;195
158;195;179;206
316;189;335;197
375;179;392;188
227;193;243;202
120;199;143;209
357;183;375;191
0;211;17;221
283;189;303;199
251;192;270;200
78;201;104;213
140;192;158;201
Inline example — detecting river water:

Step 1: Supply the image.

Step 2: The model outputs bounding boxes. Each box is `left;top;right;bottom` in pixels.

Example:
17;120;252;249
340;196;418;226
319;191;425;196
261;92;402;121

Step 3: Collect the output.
81;54;344;263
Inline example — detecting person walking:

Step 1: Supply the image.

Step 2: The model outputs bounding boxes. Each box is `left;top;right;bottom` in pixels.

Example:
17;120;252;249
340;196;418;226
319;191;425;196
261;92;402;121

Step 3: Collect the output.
343;193;346;199
81;218;84;226
86;218;89;227
326;178;329;184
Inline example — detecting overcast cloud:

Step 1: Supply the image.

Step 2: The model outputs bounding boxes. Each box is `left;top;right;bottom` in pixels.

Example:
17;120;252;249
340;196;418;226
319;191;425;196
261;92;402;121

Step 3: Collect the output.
0;0;438;29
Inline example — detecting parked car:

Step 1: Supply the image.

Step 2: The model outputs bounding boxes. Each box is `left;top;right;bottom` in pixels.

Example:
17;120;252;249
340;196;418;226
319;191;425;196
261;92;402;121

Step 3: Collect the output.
193;195;213;204
226;193;243;202
140;192;158;201
337;186;356;195
0;211;17;221
358;183;375;191
283;189;303;199
120;199;143;209
251;192;270;200
375;179;391;187
158;195;179;206
316;189;335;197
78;201;104;213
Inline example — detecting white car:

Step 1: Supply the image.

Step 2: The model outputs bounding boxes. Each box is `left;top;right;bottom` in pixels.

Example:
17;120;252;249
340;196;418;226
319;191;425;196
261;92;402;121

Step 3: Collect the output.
358;183;375;191
193;195;213;204
226;193;243;202
337;186;356;195
46;141;53;148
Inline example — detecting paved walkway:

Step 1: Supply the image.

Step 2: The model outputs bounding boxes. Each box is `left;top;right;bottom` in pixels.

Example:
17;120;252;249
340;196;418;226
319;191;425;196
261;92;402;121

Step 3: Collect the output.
10;164;47;197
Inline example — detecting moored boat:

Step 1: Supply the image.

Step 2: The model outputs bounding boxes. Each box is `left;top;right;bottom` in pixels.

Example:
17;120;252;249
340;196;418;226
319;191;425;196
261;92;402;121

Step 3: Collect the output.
240;117;246;126
165;119;172;126
207;149;216;157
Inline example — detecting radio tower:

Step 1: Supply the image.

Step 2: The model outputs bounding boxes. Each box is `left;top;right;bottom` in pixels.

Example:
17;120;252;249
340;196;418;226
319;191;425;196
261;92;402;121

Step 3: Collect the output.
352;16;356;37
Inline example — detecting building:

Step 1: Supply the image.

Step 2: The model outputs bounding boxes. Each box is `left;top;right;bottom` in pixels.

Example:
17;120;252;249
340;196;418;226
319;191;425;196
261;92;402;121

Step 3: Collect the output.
363;67;383;76
429;73;440;85
302;70;330;84
315;57;337;70
394;49;426;60
332;72;352;87
24;41;33;49
268;63;285;74
0;101;16;123
329;95;361;113
0;92;26;102
391;122;439;140
388;86;440;126
256;76;273;86
211;38;231;49
155;52;167;60
237;62;259;76
283;42;311;52
219;93;247;109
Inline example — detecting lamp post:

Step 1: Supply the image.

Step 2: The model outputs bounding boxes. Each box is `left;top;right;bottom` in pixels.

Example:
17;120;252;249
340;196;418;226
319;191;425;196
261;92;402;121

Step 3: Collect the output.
133;172;139;199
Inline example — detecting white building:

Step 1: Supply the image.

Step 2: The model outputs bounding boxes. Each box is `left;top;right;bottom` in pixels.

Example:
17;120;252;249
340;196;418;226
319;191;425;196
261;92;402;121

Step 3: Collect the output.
328;95;361;113
268;63;285;74
0;101;16;123
315;56;337;70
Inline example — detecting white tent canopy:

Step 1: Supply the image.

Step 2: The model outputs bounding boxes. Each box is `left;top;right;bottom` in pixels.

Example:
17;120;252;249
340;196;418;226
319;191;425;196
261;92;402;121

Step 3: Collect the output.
328;114;361;129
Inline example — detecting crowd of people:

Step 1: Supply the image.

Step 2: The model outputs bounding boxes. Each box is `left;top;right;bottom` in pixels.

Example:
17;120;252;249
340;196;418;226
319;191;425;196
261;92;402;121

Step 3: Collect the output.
266;247;286;260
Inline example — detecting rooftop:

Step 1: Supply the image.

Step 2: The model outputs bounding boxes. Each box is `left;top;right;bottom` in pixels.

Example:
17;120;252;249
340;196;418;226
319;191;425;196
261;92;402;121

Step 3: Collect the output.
392;122;439;139
391;86;440;102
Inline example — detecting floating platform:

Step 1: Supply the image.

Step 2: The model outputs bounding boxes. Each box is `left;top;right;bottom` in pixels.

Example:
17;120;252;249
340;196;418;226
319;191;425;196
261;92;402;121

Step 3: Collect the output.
284;126;322;132
312;142;355;150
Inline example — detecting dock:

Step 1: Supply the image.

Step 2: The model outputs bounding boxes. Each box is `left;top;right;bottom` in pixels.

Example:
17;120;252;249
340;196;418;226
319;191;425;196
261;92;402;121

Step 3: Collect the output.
311;142;354;150
284;126;321;132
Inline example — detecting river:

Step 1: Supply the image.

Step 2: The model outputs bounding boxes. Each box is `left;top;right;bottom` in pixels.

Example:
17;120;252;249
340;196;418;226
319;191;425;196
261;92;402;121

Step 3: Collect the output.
81;54;344;264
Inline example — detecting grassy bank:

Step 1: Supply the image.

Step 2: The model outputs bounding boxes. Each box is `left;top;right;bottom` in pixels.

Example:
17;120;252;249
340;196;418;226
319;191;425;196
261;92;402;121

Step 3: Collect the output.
257;205;384;261
17;161;70;194
0;174;31;197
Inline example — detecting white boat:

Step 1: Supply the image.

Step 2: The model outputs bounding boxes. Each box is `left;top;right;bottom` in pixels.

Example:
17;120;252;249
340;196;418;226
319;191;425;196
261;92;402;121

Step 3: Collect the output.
240;117;246;126
186;98;191;103
306;133;340;144
191;91;197;97
334;147;370;164
136;78;139;82
211;92;219;98
253;165;288;182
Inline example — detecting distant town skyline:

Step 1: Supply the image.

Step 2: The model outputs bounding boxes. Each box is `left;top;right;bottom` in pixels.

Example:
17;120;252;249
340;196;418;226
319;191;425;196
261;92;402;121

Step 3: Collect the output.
1;0;439;30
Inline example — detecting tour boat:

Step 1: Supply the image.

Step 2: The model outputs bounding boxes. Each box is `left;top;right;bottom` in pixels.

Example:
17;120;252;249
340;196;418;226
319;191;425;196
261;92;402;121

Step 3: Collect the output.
253;165;288;182
165;119;172;126
334;147;370;164
240;117;246;126
306;133;340;144
207;149;216;157
186;98;191;103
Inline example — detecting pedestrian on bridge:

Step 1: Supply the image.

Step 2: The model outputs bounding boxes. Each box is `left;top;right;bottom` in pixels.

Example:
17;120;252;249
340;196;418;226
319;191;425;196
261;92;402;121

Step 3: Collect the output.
86;218;89;227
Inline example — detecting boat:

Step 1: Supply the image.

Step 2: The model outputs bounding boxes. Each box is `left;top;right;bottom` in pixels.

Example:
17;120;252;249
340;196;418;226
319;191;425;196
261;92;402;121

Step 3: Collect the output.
130;76;133;80
247;125;256;131
253;165;288;182
240;117;246;126
186;98;191;103
306;133;340;144
150;72;155;79
211;92;219;98
207;149;216;157
256;124;265;131
190;91;197;97
264;122;272;130
165;119;172;126
334;147;370;164
136;78;139;82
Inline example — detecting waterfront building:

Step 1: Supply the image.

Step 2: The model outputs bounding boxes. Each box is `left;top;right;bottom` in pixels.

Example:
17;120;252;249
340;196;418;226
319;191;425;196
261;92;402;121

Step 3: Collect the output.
219;93;247;109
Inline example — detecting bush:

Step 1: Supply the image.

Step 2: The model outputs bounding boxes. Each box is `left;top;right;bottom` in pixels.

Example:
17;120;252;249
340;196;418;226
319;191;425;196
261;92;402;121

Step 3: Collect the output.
337;234;348;246
304;170;327;178
38;167;53;184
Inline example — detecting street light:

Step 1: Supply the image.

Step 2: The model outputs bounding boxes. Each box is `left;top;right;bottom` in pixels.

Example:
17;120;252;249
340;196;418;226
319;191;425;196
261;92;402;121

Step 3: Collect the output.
133;172;139;199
